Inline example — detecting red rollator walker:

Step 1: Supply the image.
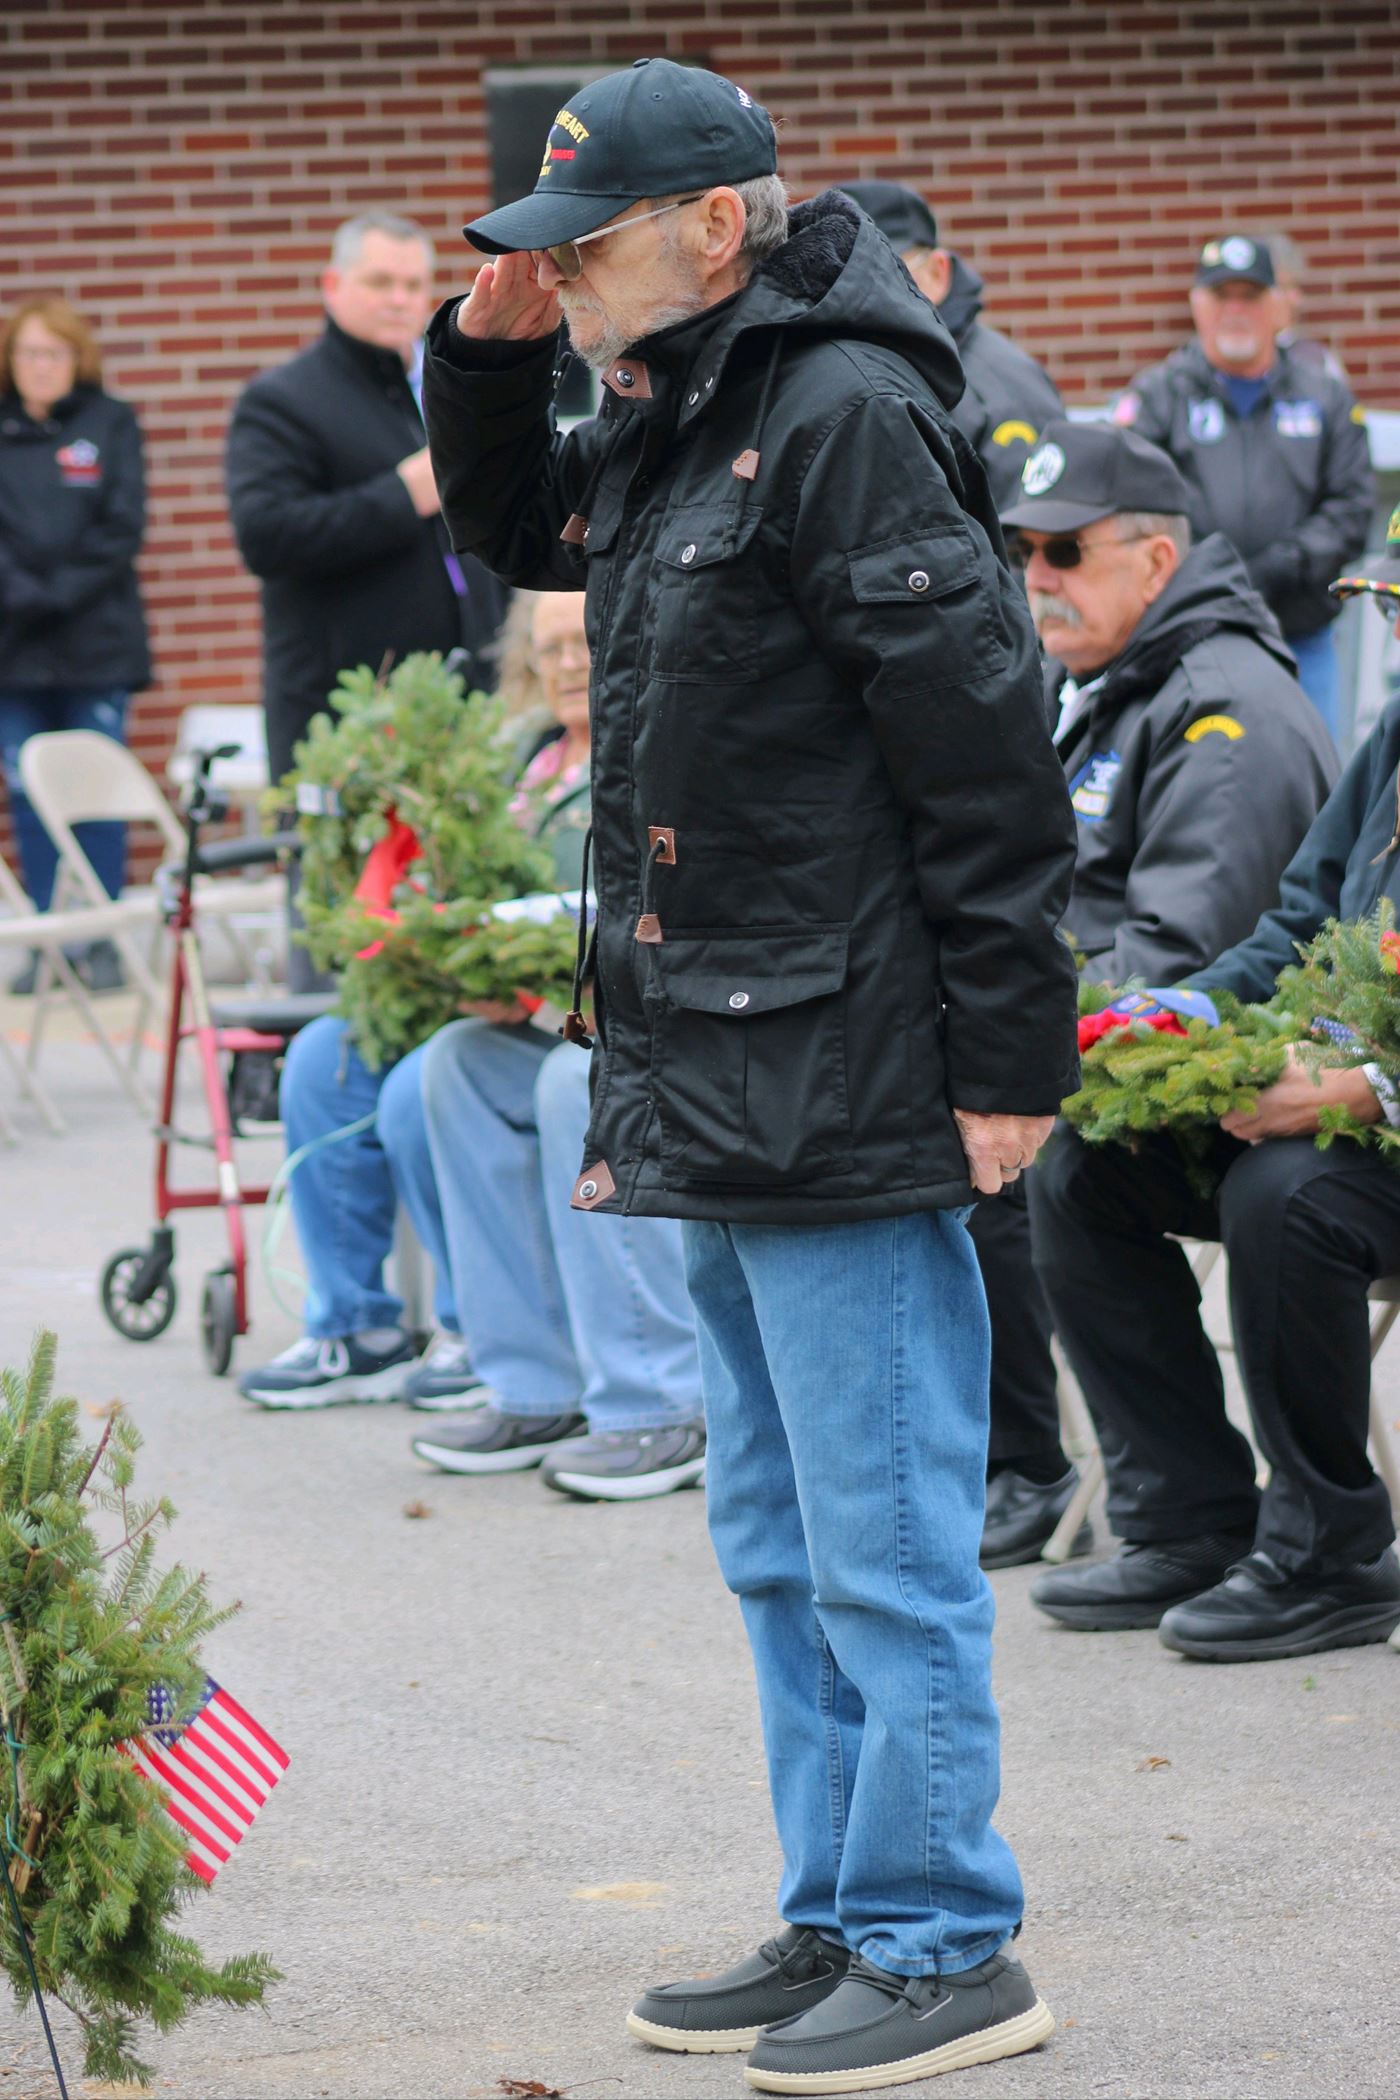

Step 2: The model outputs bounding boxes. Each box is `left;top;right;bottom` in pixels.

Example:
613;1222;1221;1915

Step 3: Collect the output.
99;745;331;1374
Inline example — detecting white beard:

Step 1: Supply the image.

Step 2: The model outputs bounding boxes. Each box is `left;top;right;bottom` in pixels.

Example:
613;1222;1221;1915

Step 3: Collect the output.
558;278;710;373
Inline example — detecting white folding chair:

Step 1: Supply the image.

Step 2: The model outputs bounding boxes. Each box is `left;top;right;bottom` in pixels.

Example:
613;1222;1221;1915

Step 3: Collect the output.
19;730;286;1087
0;849;157;1128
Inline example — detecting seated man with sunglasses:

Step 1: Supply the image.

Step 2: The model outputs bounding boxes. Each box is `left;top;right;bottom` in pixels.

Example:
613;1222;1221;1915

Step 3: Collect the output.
969;417;1337;1570
1025;515;1400;1660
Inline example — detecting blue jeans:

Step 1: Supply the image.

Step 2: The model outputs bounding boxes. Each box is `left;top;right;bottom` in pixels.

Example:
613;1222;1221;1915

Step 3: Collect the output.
419;1019;702;1430
684;1210;1023;1977
0;686;129;910
1287;627;1339;744
279;1015;455;1338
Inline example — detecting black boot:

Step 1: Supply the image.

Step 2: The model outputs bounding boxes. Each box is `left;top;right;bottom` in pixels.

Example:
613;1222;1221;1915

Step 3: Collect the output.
1159;1547;1400;1661
980;1465;1090;1568
1029;1530;1256;1630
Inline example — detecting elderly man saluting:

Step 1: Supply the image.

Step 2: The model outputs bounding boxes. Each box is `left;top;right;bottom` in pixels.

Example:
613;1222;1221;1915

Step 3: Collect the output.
423;61;1078;2092
970;420;1338;1567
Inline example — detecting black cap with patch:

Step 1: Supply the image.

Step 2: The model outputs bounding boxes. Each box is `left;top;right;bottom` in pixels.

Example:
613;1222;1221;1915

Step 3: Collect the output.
999;418;1192;535
463;58;777;255
838;181;939;252
1195;233;1275;290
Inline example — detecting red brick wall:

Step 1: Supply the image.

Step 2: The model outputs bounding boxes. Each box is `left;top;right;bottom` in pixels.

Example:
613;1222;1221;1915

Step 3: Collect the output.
3;0;1397;868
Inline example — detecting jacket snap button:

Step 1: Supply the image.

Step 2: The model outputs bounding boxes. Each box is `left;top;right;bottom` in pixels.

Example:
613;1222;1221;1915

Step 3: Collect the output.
705;376;714;388
728;990;750;1010
616;368;635;388
578;1178;598;1200
681;543;697;564
909;569;930;591
688;391;699;405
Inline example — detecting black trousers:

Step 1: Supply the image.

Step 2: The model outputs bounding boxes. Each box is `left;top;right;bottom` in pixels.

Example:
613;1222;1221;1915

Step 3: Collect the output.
967;1179;1066;1471
1028;1124;1400;1573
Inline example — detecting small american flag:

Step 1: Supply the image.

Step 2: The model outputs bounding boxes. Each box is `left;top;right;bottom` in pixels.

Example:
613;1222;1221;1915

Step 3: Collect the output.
123;1679;289;1885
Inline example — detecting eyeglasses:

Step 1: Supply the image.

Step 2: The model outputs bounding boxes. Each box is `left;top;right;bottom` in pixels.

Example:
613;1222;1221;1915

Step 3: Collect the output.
1008;530;1150;572
541;195;707;282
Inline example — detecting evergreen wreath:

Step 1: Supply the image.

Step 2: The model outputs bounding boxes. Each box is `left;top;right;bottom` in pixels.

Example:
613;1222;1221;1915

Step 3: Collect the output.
269;654;582;1070
1063;904;1400;1190
0;1333;278;2088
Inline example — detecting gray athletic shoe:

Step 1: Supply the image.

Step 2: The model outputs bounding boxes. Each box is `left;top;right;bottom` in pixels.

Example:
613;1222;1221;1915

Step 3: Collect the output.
237;1332;416;1409
541;1422;706;1502
402;1334;484;1411
627;1925;849;2054
743;1946;1054;2093
411;1405;588;1474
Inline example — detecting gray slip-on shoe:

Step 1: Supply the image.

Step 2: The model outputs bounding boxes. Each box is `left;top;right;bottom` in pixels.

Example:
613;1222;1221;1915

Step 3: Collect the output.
743;1946;1053;2093
627;1925;849;2054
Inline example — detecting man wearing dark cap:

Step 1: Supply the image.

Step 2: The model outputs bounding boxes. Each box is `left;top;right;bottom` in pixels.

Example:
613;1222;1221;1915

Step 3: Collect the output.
841;180;1062;509
967;420;1336;1567
1115;233;1372;738
1026;507;1400;1661
421;55;1078;2093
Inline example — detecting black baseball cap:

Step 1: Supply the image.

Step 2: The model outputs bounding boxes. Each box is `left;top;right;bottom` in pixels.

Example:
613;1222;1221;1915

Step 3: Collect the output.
463;58;777;255
1195;233;1275;290
999;418;1191;535
1331;502;1400;603
839;181;939;251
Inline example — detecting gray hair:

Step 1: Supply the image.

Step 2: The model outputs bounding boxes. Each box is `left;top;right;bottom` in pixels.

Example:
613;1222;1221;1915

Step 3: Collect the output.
733;173;790;267
1117;511;1192;559
654;174;790;281
330;211;435;273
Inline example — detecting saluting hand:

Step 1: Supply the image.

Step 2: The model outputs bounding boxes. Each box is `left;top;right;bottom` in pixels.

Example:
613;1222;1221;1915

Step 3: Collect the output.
454;252;562;343
953;1109;1056;1196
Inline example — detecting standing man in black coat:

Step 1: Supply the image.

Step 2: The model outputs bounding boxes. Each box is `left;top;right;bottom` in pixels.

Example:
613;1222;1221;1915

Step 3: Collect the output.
225;211;507;787
423;60;1078;2092
840;182;1063;510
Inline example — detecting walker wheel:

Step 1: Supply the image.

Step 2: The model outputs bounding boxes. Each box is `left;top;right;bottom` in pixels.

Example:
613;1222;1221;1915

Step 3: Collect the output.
100;1246;177;1341
200;1269;239;1377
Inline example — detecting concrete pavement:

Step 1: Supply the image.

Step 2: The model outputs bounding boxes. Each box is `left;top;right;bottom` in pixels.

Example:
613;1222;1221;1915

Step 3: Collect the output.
1;1005;1397;2100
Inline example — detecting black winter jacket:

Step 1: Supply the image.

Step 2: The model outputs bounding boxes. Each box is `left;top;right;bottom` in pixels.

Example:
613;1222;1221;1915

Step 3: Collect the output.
1057;534;1338;984
424;193;1079;1224
225;319;508;780
1117;340;1372;642
0;384;151;691
939;255;1064;511
1192;699;1400;1005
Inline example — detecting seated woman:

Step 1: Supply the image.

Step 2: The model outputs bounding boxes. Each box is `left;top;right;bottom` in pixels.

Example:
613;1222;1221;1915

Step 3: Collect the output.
239;591;705;1502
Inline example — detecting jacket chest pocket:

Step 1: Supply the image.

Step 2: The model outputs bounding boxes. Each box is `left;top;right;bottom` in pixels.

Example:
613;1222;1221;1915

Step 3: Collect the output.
651;924;852;1186
648;506;764;684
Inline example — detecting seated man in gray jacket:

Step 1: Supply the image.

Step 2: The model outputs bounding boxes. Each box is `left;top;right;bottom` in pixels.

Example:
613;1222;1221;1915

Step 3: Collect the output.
973;419;1338;1568
1027;513;1400;1660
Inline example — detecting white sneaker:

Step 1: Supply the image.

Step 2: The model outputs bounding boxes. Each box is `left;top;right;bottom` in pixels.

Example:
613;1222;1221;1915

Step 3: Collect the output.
237;1333;416;1410
402;1334;485;1411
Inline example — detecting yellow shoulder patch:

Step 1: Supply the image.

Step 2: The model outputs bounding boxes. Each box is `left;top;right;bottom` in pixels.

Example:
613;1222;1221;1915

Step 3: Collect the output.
991;419;1038;448
1351;404;1368;425
1184;714;1246;743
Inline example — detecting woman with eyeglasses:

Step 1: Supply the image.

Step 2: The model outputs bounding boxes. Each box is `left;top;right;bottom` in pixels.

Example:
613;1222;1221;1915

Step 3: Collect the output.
0;296;151;992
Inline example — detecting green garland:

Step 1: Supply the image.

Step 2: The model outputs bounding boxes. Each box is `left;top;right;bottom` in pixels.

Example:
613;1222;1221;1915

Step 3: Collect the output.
1063;904;1400;1189
0;1333;278;2087
269;654;581;1069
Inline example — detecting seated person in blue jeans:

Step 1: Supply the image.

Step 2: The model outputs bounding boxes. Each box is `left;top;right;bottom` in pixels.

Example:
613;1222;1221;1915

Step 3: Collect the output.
238;591;705;1499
